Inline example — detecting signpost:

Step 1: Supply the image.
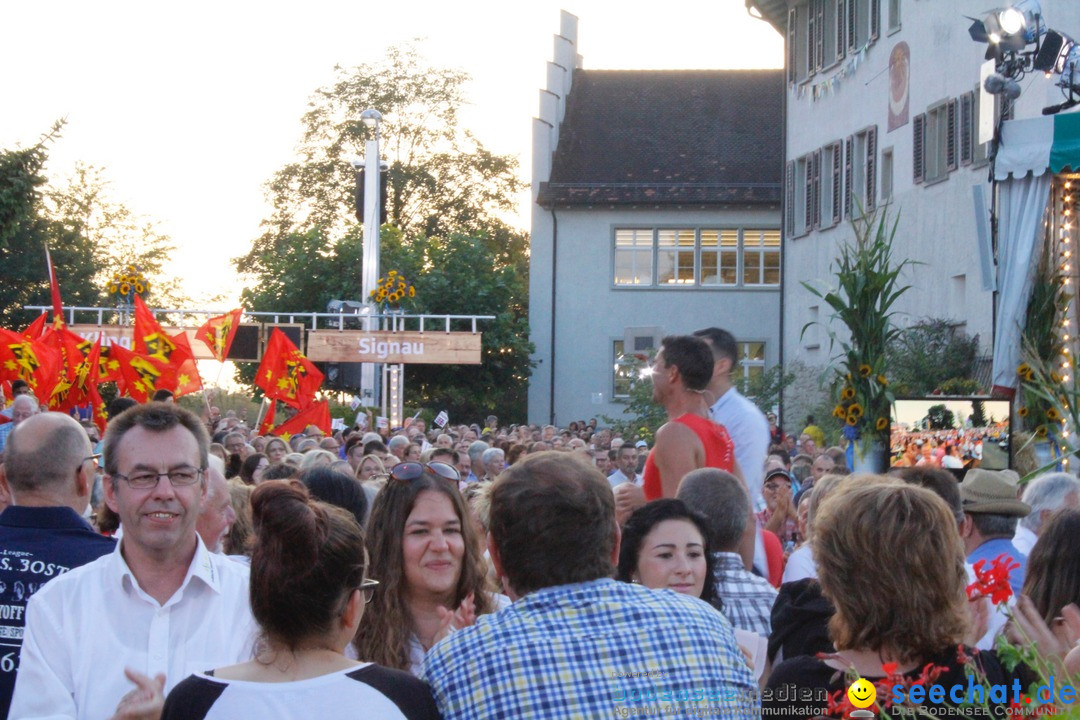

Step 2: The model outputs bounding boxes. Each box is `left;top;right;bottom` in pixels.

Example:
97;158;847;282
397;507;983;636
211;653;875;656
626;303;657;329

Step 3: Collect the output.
305;330;482;364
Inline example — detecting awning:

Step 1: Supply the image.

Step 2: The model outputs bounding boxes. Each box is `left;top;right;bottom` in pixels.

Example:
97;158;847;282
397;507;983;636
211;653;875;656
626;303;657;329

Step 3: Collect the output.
995;111;1080;180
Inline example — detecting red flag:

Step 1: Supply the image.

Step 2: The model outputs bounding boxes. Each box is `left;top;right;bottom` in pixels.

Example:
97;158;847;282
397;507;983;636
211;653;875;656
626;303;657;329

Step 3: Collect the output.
21;312;48;340
133;296;174;361
130;296;202;397
96;343;125;386
258;401;277;436
168;332;203;398
45;243;64;325
59;338;101;412
0;328;62;402
87;381;108;433
270;401;331;440
255;329;323;409
196;309;243;362
109;344;157;403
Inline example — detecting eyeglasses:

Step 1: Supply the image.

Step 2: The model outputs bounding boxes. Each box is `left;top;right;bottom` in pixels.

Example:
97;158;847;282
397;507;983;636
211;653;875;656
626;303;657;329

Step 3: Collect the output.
360;578;379;604
112;467;204;489
389;461;461;485
77;454;102;473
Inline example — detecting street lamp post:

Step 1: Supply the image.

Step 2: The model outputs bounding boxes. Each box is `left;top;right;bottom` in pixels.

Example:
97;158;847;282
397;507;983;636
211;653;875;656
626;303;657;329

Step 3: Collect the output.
359;108;382;407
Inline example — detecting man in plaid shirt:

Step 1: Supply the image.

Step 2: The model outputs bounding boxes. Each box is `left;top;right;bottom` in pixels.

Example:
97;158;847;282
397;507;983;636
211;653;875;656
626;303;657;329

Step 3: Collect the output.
421;452;757;719
679;468;778;637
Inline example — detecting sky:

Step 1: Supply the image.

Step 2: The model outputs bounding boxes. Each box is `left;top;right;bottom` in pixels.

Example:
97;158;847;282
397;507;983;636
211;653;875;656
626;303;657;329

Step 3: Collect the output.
0;0;783;306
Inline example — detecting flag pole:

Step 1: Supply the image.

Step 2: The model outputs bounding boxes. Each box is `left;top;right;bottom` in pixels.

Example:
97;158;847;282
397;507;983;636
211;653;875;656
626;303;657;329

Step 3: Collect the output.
253;396;271;435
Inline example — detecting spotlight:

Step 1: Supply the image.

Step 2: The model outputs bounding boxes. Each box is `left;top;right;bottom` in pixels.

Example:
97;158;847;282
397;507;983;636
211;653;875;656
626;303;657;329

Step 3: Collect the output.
968;0;1045;55
1034;30;1080;114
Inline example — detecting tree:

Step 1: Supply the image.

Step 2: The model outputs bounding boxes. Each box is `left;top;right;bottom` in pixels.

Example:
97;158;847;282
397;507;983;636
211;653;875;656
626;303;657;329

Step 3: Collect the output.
886;318;979;396
0;123;106;329
926;404;956;430
234;45;532;420
970;399;987;428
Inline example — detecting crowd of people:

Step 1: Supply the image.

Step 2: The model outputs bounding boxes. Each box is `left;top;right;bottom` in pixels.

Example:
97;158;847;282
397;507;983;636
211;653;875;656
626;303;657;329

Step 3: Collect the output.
0;329;1079;718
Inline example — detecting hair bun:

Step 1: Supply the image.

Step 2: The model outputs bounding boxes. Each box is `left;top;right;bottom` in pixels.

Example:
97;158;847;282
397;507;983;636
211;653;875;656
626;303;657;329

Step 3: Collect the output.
251;480;321;572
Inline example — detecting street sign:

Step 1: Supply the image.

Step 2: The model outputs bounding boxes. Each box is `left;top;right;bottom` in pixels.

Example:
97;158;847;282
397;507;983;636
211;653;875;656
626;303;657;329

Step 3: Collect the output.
305;331;482;364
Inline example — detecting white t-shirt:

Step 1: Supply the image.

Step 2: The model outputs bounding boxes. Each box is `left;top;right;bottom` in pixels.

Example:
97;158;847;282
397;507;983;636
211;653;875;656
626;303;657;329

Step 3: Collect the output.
161;664;440;720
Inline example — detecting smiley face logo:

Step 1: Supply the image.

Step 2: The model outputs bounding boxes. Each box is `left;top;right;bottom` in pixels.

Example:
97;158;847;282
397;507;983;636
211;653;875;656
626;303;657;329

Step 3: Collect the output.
847;678;876;709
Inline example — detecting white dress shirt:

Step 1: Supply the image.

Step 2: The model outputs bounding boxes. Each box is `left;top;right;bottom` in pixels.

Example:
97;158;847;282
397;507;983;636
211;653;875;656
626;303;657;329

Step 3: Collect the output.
606;469;642;488
1012;524;1038;556
11;536;257;720
708;387;769;510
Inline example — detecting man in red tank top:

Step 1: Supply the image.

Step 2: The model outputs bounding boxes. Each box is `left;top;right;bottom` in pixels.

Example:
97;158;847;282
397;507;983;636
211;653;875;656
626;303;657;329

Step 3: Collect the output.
642;335;737;501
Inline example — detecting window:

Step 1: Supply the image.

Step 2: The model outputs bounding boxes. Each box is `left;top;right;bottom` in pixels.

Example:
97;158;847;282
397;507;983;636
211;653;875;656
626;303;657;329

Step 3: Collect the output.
794;155;810;235
613;228;780;288
847;0;880;51
916;99;957;185
614;229;653;285
735;342;766;384
821;142;843;227
888;0;900;32
845;126;878;217
612;340;634;399
791;0;881;85
743;231;781;286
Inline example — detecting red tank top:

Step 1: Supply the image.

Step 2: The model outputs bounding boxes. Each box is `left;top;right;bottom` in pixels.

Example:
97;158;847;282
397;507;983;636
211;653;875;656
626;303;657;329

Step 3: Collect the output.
642;413;735;500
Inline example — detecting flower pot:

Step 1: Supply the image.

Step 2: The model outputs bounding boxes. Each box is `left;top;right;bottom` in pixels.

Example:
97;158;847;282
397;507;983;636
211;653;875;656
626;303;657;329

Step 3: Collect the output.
852;439;889;474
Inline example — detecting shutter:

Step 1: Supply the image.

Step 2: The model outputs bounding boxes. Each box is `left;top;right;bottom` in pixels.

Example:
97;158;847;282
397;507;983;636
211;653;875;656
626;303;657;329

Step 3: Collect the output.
960;93;973;166
865;127;877;211
946;99;958;171
788;8;797;84
847;0;857;52
835;0;846;61
807;3;817;76
831;142;843;225
844;136;854;219
786;161;795;236
815;0;826;70
913;114;925;184
870;0;880;40
812;149;822;228
804;158;814;233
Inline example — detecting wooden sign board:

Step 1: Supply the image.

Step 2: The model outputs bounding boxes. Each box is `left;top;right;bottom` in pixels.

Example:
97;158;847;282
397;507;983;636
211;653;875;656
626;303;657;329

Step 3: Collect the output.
67;324;268;362
306;331;482;365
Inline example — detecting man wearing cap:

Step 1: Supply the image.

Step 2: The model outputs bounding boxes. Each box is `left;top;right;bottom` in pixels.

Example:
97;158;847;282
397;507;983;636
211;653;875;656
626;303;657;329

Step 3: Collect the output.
959;468;1030;595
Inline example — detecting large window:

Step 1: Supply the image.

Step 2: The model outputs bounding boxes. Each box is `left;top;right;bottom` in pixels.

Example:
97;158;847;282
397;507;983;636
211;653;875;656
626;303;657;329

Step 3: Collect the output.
612;340;634;399
789;0;879;84
614;228;780;288
736;342;766;384
845;126;878;217
914;99;957;185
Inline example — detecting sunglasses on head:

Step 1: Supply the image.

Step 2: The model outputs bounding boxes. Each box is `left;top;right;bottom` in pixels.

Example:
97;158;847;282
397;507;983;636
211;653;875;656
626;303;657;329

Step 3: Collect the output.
389;461;461;485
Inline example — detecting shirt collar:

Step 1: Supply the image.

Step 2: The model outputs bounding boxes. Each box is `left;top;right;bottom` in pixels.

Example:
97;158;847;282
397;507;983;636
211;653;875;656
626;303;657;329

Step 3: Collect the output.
0;505;96;531
713;551;746;571
110;534;222;604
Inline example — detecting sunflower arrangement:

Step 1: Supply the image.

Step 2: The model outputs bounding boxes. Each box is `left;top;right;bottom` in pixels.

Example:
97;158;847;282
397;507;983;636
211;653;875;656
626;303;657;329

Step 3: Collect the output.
803;208;914;460
107;265;150;305
369;270;416;310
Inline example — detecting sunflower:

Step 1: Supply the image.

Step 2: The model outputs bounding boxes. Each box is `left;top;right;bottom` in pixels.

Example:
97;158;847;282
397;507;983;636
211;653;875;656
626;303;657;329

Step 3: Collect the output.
119;283;131;295
1017;363;1032;377
875;417;889;431
846;414;859;426
1036;425;1049;438
109;284;119;294
1052;372;1063;383
1047;408;1062;421
388;270;397;277
408;287;416;298
877;374;888;386
134;282;145;294
1018;406;1029;418
840;386;856;401
859;364;872;378
848;403;864;419
833;405;847;419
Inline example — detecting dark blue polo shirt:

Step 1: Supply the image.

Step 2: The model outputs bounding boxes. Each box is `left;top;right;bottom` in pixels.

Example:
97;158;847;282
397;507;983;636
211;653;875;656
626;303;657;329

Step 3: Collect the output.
0;505;115;718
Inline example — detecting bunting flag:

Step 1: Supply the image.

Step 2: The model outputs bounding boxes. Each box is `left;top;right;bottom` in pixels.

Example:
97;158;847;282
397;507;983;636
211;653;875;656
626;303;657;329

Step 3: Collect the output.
44;243;64;326
21;312;48;340
0;328;62;402
255;329;323;409
196;309;243;362
270;400;331;440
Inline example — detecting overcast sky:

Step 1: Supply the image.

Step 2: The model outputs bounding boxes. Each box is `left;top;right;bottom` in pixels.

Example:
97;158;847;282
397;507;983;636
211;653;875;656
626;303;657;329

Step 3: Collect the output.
1;0;783;303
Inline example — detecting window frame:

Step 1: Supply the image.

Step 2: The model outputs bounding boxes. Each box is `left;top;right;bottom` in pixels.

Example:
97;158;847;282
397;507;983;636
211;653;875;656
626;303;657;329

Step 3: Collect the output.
612;227;781;290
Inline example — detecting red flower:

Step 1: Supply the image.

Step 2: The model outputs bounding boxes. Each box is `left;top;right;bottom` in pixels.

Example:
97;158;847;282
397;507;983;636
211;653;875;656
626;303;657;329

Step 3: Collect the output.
966;554;1020;605
956;644;976;665
881;661;899;676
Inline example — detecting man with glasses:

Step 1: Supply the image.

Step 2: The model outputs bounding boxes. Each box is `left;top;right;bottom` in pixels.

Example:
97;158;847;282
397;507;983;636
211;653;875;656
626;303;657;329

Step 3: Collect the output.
0;413;115;718
12;402;257;720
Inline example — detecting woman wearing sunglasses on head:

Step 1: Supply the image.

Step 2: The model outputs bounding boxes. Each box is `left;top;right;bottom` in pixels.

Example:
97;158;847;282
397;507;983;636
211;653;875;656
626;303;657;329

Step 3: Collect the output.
162;481;440;720
353;461;504;675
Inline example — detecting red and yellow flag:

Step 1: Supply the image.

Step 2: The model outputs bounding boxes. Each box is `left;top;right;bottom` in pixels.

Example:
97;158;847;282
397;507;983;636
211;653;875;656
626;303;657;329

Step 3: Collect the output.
255;329;323;409
270;400;331;440
21;312;48;340
196;309;242;362
0;328;62;402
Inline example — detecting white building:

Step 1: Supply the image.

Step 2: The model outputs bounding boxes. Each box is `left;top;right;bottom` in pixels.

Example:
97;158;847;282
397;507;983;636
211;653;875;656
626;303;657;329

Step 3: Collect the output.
528;12;784;425
744;0;1080;405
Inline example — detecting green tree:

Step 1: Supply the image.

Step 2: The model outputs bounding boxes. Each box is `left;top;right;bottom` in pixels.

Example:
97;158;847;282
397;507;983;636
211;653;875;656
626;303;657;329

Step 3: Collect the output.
886;318;979;396
971;399;987;427
0;123;106;329
234;45;531;420
926;404;956;430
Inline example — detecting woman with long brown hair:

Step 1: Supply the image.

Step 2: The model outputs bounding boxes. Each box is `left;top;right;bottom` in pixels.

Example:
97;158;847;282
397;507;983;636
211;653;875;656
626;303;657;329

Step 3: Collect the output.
353;461;500;674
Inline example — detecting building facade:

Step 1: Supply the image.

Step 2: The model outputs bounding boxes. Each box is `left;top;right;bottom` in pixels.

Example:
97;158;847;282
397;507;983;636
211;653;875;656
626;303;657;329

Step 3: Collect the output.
528;12;784;425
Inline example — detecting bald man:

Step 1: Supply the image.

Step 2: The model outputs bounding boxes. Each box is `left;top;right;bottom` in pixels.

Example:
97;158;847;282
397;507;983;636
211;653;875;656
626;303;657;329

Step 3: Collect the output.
196;467;236;554
0;413;115;717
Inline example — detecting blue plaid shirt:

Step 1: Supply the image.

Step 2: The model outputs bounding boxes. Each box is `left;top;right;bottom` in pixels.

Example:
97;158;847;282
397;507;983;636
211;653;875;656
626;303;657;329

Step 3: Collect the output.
420;578;758;719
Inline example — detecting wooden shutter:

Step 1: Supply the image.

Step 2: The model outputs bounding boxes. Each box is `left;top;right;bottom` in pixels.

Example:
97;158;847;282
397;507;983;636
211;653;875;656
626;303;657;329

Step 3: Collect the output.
870;0;880;40
786;161;795;235
815;0;826;70
835;0;847;61
811;150;822;228
788;8;797;84
804;157;814;233
960;93;974;166
807;3;817;76
946;99;958;172
831;143;843;225
844;136;854;219
847;0;858;52
913;114;925;184
865;127;877;211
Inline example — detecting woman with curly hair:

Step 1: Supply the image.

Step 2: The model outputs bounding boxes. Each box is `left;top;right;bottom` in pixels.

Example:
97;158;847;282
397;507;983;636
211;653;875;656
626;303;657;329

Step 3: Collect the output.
353;462;500;674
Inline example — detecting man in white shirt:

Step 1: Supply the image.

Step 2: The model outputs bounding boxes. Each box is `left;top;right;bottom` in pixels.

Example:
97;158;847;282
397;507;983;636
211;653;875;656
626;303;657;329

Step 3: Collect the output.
1014;471;1080;555
11;402;257;720
607;445;642;487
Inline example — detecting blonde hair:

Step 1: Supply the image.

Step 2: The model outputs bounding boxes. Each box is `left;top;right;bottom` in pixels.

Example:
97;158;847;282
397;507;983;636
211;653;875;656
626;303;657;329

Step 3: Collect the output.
813;479;969;662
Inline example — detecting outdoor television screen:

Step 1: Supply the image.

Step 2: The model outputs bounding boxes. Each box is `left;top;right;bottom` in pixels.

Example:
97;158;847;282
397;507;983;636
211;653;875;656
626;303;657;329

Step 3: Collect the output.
889;397;1012;471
